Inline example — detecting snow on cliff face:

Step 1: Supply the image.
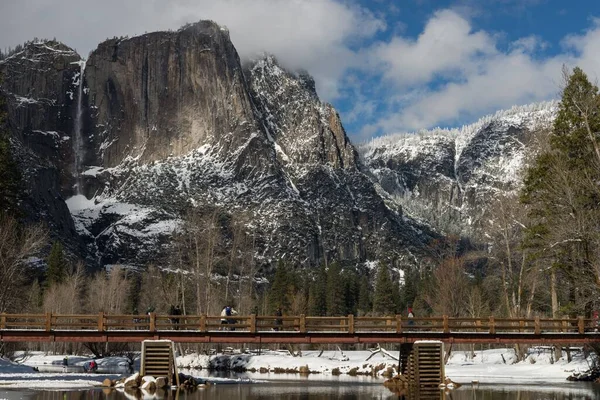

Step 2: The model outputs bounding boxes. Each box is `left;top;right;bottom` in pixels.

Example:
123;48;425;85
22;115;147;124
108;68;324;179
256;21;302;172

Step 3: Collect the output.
1;32;559;271
0;40;83;253
359;102;557;234
57;27;434;269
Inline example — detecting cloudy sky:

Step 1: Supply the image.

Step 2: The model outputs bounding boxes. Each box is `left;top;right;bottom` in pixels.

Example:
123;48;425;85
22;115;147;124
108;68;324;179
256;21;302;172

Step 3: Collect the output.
1;0;600;140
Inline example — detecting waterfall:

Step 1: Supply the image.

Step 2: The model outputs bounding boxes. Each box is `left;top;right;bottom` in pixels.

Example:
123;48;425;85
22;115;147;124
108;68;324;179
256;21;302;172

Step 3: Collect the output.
73;60;86;194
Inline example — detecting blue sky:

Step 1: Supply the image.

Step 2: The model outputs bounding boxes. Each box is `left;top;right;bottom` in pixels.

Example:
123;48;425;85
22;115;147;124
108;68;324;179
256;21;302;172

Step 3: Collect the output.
1;0;599;141
334;0;600;139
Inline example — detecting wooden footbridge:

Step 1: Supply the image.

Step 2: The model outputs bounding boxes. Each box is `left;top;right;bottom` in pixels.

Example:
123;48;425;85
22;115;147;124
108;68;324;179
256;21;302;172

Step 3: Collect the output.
1;313;599;344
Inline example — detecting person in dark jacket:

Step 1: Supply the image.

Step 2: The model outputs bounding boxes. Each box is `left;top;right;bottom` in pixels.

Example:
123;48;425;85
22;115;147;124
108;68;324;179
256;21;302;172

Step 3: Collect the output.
173;305;182;330
274;307;283;331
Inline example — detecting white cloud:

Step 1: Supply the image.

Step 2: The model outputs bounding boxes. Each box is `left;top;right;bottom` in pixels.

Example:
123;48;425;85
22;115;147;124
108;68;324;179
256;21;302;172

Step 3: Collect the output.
2;2;600;138
0;0;384;100
380;52;564;131
369;9;496;87
369;9;600;133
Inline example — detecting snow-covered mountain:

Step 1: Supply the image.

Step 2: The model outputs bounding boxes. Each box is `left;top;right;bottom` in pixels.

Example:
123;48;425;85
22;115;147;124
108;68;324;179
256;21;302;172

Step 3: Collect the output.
0;22;436;271
359;103;557;235
0;20;560;272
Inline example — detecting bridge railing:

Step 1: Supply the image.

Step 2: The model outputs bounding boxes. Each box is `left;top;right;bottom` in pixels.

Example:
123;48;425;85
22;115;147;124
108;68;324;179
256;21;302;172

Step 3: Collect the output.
0;313;595;334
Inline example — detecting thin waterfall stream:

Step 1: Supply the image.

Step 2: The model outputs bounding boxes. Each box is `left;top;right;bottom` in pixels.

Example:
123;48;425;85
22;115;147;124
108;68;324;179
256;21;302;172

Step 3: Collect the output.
72;59;86;194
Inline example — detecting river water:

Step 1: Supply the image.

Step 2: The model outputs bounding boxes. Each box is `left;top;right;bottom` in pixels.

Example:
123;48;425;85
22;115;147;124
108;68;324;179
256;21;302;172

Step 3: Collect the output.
1;381;599;399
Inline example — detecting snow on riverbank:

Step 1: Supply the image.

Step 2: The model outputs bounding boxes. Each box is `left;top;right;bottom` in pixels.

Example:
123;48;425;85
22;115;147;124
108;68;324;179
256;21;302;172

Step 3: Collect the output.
178;346;594;384
0;347;594;389
446;347;593;384
177;349;397;376
0;357;112;388
0;352;131;389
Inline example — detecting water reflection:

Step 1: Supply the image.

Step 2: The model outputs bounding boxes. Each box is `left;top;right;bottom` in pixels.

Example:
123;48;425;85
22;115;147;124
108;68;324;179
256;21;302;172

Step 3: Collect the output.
3;382;599;400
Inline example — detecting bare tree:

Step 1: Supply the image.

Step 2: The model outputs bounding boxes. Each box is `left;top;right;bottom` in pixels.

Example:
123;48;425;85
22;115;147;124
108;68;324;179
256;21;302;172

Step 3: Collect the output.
138;265;178;313
86;265;131;314
42;263;86;314
484;193;538;319
0;215;47;313
176;207;224;314
422;256;470;318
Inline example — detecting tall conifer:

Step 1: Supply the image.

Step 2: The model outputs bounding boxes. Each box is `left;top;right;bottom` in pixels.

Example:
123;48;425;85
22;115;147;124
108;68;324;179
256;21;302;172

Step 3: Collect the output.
373;262;396;315
325;261;345;316
521;67;600;312
46;241;67;286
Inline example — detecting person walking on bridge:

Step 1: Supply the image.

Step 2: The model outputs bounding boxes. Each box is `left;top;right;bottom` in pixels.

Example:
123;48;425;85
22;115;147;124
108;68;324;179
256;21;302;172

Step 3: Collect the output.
407;307;415;327
221;305;238;330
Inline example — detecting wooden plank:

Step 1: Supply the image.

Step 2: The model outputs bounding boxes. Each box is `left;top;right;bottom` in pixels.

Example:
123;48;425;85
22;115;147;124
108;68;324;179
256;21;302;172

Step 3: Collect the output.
45;313;52;331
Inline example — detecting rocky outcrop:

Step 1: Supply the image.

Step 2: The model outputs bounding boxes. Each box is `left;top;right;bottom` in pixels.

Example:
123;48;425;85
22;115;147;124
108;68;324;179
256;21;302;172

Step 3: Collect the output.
0;41;83;249
359;103;556;235
1;22;438;270
84;22;275;176
245;56;357;168
76;21;435;268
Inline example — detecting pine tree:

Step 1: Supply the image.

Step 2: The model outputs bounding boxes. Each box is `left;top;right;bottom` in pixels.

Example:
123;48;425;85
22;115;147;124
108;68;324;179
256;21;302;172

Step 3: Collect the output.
325;262;346;316
308;264;327;316
46;241;67;286
357;277;372;315
27;279;43;312
268;260;290;313
521;67;600;313
343;270;360;315
400;267;419;312
372;262;397;315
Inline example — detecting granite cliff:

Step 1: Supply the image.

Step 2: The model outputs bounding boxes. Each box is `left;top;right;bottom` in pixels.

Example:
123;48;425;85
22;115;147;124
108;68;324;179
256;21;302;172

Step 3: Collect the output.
0;22;436;271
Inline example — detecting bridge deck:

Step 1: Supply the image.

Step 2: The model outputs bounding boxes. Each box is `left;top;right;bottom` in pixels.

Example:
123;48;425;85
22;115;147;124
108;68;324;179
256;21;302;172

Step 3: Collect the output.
1;313;598;344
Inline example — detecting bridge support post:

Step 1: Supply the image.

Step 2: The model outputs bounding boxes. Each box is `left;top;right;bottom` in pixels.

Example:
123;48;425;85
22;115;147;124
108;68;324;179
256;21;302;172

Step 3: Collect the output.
348;314;354;334
406;341;444;388
578;316;585;334
199;314;206;332
149;312;156;332
45;313;52;332
299;314;306;333
0;313;4;329
398;343;413;375
98;312;104;332
250;314;256;333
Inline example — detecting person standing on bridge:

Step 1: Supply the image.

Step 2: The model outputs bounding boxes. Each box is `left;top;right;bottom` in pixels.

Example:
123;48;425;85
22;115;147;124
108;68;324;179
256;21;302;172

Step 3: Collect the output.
407;307;415;327
173;305;182;330
221;305;238;330
274;306;283;331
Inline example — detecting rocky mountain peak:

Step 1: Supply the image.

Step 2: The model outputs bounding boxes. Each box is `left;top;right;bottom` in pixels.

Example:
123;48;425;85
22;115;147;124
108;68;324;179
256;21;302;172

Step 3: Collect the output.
0;39;83;249
84;19;271;176
3;21;438;271
359;102;557;235
245;55;358;170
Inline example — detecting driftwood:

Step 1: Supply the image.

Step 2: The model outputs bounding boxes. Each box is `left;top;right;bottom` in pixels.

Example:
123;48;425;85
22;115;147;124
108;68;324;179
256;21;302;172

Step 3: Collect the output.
567;366;600;382
365;344;399;362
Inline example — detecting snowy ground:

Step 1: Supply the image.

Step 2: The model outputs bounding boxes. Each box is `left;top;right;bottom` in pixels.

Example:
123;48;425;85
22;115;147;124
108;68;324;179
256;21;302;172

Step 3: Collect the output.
445;347;593;384
0;346;594;389
177;345;595;385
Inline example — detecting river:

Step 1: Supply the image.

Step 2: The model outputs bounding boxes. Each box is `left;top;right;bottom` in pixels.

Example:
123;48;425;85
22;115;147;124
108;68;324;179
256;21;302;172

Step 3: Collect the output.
1;380;599;399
